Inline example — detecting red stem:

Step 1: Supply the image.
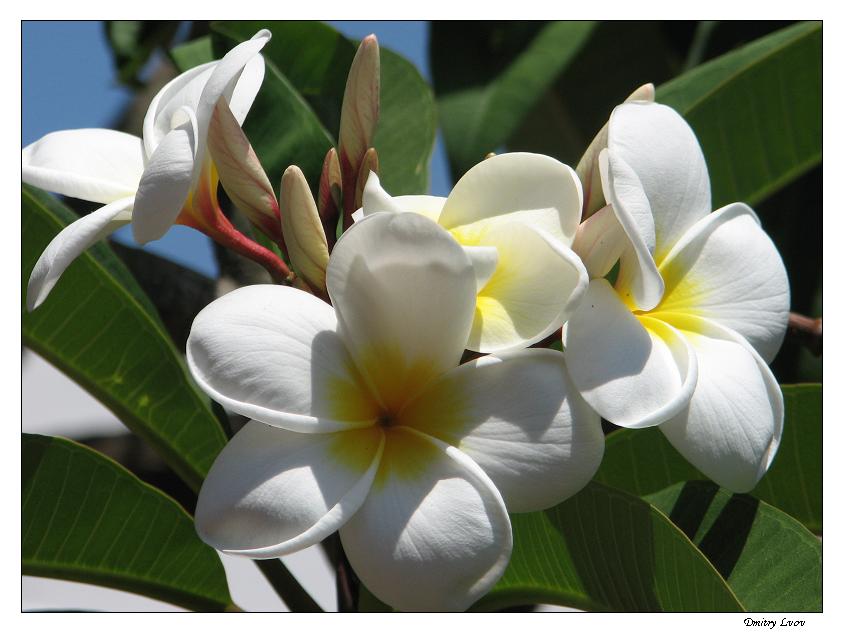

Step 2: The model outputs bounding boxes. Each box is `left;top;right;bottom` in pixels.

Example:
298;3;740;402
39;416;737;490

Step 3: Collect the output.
788;312;822;356
179;166;293;285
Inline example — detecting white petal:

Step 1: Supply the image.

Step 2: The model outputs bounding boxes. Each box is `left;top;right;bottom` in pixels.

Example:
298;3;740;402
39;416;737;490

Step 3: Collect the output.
390;195;447;222
132;108;198;245
195;30;271;166
26;197;134;311
576;82;656;219
655;203;790;363
600;149;655;252
327;212;476;411
187;285;379;433
22;129;144;204
599;148;664;311
340;427;511;612
404;349;604;512
564;279;697;428
463;245;499;292
361;171;403;214
361;171;445;222
658;316;783;493
570;204;626;279
228;54;266;125
468;222;588;353
143;61;216;157
608;102;711;261
196;422;384;558
439;152;583;246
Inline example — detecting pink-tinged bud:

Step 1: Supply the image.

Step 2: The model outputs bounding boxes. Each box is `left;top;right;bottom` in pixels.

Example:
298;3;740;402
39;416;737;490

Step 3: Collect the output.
280;166;330;295
576;83;655;220
354;148;379;211
208;99;283;246
318;147;342;249
339;34;380;228
177;158;292;285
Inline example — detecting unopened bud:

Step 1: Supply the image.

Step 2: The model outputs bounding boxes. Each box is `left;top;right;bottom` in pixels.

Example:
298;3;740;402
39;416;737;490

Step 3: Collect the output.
208;99;282;244
280;166;330;294
627;82;655;103
484;152;497;160
339;34;380;226
318;147;342;249
576;83;655;220
354;148;379;211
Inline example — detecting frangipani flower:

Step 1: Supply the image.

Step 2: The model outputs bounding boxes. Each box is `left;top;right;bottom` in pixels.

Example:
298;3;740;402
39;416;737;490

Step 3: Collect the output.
575;82;655;219
567;101;789;492
187;212;604;611
23;30;272;310
357;153;588;353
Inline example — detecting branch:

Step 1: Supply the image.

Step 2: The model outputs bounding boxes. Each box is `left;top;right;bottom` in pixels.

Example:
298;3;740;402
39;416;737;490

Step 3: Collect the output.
255;559;323;613
325;532;358;611
788;312;823;356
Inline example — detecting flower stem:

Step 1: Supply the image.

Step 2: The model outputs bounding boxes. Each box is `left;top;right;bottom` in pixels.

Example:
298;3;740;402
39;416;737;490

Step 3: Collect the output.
181;163;294;285
788;312;822;356
212;222;293;285
324;532;358;611
254;559;323;612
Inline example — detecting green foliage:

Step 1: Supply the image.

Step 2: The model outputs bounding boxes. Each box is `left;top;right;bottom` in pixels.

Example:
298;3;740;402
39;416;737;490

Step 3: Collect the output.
432;21;596;178
594;385;822;534
23;434;232;611
169;35;213;71
206;21;436;196
474;482;743;612
490;22;681;168
658;21;821;209
22;186;228;491
106;21;180;87
646;481;821;611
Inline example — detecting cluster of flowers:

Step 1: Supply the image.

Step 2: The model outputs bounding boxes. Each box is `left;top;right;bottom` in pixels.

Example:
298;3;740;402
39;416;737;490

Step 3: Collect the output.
23;30;790;611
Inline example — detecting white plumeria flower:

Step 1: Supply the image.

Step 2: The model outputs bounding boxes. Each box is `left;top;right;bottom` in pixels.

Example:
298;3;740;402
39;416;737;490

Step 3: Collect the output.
23;30;271;310
187;211;604;612
355;153;589;354
567;101;790;493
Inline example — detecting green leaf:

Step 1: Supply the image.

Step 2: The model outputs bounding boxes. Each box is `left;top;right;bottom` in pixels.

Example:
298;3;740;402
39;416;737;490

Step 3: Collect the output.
106;21;180;87
373;48;437;195
594;384;822;533
657;21;821;208
211;20;352;134
209;21;436;195
169;35;214;72
753;384;822;532
432;21;596;178
22;186;228;491
489;22;680;170
474;482;743;612
646;481;821;611
23;434;232;611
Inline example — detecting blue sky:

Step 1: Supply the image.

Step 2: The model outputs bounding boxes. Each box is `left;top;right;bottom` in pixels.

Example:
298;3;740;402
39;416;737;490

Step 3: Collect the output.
22;21;451;278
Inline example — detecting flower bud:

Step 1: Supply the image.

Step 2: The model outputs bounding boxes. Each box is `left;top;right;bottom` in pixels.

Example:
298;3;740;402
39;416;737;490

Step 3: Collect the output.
354;147;379;211
208;99;282;245
338;34;380;226
318;147;342;249
576;83;654;219
280;166;330;294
